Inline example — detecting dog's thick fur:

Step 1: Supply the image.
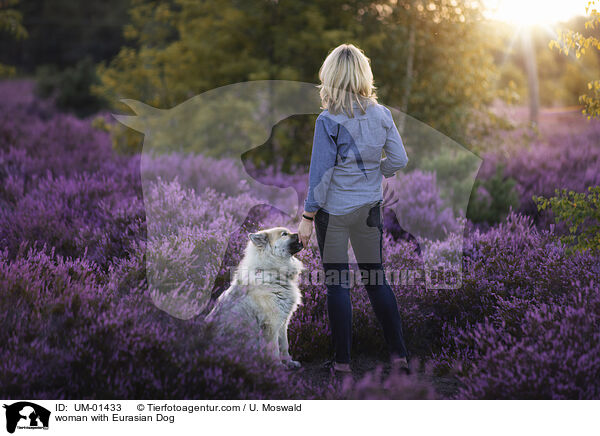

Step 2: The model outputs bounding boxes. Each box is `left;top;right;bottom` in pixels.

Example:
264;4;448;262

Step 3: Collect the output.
205;227;304;368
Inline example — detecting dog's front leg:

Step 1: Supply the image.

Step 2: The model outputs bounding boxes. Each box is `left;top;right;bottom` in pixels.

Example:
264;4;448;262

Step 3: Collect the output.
278;322;301;369
262;323;282;362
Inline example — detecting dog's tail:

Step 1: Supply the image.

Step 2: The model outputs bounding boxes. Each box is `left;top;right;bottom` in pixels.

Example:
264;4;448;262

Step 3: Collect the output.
198;303;213;318
198;281;229;318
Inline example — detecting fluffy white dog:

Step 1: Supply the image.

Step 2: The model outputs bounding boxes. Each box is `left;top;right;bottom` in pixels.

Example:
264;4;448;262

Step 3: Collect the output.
205;227;304;368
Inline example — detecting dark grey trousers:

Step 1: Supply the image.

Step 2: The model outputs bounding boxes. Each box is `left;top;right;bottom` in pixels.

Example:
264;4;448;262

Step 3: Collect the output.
313;200;409;364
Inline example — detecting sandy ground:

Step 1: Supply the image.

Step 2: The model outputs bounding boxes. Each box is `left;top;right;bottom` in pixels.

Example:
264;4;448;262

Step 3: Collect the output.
291;355;463;399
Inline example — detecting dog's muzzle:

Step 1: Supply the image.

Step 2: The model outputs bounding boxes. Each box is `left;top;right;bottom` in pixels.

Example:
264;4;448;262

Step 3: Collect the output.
288;233;303;254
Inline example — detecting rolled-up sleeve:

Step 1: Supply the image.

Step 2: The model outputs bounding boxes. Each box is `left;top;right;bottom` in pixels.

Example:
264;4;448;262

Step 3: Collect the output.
380;108;408;178
304;115;338;212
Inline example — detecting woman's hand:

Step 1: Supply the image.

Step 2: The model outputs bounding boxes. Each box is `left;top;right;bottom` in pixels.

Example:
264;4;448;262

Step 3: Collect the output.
382;177;399;207
298;217;314;248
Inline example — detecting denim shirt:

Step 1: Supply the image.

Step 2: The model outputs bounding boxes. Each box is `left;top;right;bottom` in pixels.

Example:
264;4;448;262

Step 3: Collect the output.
304;101;409;215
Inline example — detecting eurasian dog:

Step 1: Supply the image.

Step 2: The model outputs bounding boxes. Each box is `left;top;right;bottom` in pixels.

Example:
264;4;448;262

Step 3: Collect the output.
205;227;304;368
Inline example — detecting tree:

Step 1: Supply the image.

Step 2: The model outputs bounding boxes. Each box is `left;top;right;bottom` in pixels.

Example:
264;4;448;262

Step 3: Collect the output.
94;0;504;162
0;0;129;72
550;0;600;119
398;10;415;137
335;0;502;147
0;0;27;77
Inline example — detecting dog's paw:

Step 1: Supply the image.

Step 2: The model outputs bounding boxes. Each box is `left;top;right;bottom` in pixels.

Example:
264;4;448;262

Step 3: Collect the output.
282;359;301;369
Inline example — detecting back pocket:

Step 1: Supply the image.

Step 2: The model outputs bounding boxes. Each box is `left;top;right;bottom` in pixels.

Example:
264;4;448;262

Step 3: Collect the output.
366;203;382;229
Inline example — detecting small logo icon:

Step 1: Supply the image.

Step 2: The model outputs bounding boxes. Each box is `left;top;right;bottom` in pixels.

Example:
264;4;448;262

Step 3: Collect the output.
3;402;50;434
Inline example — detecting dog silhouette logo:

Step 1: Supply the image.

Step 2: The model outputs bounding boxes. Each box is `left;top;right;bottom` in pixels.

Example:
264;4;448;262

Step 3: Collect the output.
114;81;481;319
3;402;50;433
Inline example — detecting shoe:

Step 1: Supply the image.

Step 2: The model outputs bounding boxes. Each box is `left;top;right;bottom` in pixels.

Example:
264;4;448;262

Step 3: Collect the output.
390;356;411;375
322;359;353;374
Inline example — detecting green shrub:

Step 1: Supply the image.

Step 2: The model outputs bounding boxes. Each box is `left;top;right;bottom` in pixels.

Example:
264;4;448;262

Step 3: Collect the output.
534;186;600;254
467;164;520;224
35;56;107;117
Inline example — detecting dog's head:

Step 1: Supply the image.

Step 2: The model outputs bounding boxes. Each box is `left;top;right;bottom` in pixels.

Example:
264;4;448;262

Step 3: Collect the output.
248;227;303;257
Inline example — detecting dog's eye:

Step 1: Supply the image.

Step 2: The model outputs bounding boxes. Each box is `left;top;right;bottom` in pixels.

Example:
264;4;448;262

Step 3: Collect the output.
281;231;288;236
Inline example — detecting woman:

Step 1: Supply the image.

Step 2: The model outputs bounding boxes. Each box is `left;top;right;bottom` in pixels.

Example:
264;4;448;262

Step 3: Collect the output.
298;43;410;374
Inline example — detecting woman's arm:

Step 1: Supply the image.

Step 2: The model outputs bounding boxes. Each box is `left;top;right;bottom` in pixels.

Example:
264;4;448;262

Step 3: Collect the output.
302;210;316;219
299;115;337;248
303;115;338;212
380;109;408;178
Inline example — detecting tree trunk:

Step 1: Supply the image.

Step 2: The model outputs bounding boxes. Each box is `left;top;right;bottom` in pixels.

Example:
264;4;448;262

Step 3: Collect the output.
398;2;416;136
521;27;539;127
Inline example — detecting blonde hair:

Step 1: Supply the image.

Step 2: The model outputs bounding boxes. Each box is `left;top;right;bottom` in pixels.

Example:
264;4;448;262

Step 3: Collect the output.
317;43;378;118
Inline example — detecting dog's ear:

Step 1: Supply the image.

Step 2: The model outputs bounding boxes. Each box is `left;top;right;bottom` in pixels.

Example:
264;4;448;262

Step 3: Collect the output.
248;232;269;248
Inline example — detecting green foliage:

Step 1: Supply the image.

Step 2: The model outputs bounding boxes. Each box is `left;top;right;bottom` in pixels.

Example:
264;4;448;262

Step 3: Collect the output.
241;114;317;173
467;165;520;224
476;17;600;111
534;186;600;254
35;57;108;118
90;116;144;155
420;147;483;213
357;0;503;146
550;0;600;118
0;0;27;77
0;0;27;39
536;26;599;108
0;63;16;78
0;0;129;72
94;0;504;163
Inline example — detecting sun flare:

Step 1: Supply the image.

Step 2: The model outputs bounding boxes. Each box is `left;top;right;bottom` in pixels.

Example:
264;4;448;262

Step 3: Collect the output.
483;0;589;26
